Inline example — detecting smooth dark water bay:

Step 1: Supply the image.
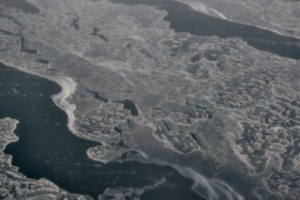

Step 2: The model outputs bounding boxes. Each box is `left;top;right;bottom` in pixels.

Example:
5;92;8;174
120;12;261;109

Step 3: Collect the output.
0;63;203;200
110;0;300;60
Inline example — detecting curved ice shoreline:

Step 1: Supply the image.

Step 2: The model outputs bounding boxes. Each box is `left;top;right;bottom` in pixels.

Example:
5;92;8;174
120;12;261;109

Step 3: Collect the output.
50;76;77;132
0;61;78;133
0;61;245;200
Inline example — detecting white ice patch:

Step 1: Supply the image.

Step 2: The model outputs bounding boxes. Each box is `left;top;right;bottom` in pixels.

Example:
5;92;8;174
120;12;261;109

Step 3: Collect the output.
175;0;227;19
51;76;77;132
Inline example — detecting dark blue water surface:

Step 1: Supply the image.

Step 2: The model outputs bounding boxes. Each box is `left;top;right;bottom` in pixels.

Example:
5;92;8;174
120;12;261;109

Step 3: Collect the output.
110;0;300;60
0;63;203;200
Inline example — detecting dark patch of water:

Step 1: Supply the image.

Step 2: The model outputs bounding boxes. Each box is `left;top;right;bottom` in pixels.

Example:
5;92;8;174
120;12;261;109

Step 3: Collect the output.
190;54;201;63
70;14;80;30
0;28;14;35
86;89;109;103
20;36;37;54
110;0;300;60
99;34;109;42
90;28;109;42
35;59;49;64
116;100;139;116
0;29;37;55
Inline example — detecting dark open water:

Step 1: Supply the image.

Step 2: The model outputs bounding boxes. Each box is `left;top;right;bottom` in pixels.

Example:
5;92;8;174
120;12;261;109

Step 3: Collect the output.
0;63;202;200
111;0;300;60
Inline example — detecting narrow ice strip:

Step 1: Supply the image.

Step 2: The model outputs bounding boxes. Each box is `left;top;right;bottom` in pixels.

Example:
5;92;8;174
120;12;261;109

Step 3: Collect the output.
132;150;149;159
51;76;77;132
0;60;78;131
209;179;245;200
0;61;81;136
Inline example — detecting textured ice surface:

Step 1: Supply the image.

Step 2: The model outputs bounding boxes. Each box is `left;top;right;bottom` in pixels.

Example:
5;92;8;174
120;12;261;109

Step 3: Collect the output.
0;0;300;199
